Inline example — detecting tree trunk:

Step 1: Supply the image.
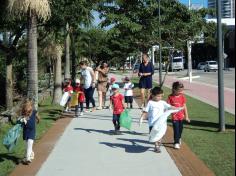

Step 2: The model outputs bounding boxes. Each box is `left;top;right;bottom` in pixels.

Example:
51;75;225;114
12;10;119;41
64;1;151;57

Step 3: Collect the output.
6;54;13;110
65;23;70;79
27;12;38;109
52;55;62;104
71;32;76;83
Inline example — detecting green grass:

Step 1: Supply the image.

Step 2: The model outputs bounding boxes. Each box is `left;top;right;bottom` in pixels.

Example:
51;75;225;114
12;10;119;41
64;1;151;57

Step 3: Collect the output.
0;98;63;176
132;78;235;176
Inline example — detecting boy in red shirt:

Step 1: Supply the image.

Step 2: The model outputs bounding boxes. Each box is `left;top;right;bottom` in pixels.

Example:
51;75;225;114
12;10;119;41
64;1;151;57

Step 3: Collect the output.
74;79;85;117
63;79;73;112
110;84;126;134
167;81;190;149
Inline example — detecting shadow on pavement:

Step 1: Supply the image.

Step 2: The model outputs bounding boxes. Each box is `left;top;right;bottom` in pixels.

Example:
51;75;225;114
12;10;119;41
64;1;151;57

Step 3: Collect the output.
100;142;150;153
74;128;114;135
117;138;151;145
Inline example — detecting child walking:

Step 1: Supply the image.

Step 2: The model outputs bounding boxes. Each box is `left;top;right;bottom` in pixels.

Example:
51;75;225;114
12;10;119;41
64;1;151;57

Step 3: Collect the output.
167;81;190;149
74;79;85;117
108;77;116;109
110;83;126;134
140;87;177;153
123;77;134;109
63;79;73;112
20;99;40;164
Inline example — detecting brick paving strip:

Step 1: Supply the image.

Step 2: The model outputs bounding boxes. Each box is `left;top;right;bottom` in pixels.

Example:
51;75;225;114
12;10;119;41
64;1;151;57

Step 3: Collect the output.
10;115;73;176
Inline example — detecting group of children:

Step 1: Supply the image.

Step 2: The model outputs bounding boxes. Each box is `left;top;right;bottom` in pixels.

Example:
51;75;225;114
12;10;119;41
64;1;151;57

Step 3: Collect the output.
18;76;190;165
109;77;190;153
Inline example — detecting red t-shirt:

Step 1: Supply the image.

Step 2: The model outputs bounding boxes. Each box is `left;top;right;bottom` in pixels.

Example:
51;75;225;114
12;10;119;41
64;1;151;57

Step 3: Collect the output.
74;86;85;103
167;94;186;121
111;94;124;115
64;85;73;96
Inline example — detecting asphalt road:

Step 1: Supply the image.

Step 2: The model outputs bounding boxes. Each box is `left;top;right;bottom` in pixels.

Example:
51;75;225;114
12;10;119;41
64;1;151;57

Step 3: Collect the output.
161;69;235;90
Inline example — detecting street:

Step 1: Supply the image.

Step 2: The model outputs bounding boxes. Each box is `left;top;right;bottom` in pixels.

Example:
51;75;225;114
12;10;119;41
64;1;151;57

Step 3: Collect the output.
158;69;235;90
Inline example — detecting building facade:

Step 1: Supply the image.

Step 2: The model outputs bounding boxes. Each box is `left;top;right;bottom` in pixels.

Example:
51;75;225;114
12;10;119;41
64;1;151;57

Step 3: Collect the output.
208;0;235;18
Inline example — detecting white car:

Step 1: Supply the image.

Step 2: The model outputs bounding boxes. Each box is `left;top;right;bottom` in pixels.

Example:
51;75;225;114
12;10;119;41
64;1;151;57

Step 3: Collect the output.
197;62;206;70
204;61;218;72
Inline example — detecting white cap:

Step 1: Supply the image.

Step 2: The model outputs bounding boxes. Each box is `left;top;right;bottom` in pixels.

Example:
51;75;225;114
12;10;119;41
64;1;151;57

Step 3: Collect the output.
75;79;80;83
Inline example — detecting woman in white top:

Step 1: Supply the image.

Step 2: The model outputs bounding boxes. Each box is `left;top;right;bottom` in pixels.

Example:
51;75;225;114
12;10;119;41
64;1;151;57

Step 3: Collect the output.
79;61;96;112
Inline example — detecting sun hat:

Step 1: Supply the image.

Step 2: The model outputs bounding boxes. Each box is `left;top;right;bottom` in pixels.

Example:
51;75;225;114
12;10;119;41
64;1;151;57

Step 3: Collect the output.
112;83;119;89
75;79;80;84
110;77;116;82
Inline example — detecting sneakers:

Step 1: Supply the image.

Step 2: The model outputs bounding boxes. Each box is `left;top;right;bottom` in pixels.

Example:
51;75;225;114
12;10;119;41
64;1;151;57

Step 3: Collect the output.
174;143;180;149
79;112;84;116
96;107;102;110
154;146;161;153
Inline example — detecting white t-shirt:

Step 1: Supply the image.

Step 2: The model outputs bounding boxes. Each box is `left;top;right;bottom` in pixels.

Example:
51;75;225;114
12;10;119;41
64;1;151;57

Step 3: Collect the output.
144;100;171;127
81;68;92;89
124;82;134;96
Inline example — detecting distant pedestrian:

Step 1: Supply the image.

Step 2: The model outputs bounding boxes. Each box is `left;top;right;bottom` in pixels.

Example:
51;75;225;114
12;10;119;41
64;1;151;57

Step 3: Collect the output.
139;87;177;153
79;61;96;112
74;79;85;117
96;62;109;110
167;81;190;149
110;84;126;134
138;53;154;109
20;99;40;164
123;76;134;109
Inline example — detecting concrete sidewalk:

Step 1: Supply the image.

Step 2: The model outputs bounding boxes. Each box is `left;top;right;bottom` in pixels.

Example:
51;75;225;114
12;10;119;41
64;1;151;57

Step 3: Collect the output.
35;77;182;176
36;107;181;176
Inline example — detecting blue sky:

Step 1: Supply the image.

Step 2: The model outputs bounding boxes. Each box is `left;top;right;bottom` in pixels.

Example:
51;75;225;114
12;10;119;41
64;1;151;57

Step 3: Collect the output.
180;0;207;7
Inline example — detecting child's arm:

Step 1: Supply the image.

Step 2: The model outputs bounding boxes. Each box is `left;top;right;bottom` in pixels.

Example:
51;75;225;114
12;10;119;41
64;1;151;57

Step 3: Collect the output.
139;112;147;126
184;104;190;123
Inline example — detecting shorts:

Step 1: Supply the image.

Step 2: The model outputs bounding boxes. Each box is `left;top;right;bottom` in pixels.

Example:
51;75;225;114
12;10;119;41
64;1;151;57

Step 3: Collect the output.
139;77;152;89
125;96;133;103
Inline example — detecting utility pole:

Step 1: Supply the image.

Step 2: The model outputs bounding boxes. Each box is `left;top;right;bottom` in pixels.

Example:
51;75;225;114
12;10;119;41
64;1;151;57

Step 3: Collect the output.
217;0;225;132
158;0;162;85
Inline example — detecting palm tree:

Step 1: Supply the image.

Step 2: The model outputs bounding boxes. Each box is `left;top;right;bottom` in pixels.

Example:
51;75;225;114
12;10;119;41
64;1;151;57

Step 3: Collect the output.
44;43;63;104
8;0;51;109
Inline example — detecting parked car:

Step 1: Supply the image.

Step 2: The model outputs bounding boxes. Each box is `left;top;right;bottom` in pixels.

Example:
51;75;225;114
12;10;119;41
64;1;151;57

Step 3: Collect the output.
204;61;218;72
197;62;206;70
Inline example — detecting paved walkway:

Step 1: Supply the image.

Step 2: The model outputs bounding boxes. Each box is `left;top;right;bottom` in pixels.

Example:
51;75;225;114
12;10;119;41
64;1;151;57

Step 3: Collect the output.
36;79;181;176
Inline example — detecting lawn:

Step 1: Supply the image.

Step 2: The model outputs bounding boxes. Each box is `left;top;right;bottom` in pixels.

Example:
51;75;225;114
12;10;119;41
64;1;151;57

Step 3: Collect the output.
132;78;235;176
0;98;63;176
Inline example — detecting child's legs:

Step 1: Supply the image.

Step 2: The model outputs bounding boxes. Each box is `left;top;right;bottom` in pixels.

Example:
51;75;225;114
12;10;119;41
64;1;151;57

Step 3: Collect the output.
26;139;34;160
172;120;181;144
112;114;120;130
80;102;84;112
179;120;184;139
75;105;79;116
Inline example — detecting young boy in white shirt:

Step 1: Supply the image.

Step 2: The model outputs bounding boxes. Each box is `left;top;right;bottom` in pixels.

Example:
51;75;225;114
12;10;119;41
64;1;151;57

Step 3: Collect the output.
139;87;178;153
123;77;134;109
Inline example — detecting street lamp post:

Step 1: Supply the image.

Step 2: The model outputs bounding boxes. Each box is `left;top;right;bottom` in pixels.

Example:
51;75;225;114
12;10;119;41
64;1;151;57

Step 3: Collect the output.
158;0;162;86
217;0;225;131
